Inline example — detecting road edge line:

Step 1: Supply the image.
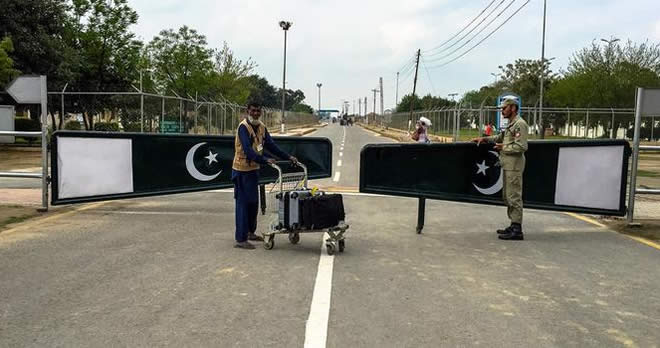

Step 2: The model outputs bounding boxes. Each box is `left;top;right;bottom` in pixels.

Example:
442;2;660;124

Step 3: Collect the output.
564;212;660;251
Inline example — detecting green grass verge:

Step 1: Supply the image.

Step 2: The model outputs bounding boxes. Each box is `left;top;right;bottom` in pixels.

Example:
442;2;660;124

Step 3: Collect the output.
637;170;660;178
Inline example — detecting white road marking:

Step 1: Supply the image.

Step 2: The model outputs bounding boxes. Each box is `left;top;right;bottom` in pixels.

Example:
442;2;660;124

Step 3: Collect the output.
339;152;343;157
340;147;344;151
304;232;335;348
83;210;221;216
333;172;341;182
337;160;342;167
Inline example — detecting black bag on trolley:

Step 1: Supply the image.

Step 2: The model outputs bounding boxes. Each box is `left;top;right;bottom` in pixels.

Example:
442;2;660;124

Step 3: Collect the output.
300;193;345;230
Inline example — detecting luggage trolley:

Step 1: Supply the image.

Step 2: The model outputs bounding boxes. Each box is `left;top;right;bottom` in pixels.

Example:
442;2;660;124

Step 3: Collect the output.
263;161;349;255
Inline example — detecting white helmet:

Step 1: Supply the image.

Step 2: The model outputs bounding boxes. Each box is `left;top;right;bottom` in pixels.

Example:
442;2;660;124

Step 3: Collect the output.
419;117;432;127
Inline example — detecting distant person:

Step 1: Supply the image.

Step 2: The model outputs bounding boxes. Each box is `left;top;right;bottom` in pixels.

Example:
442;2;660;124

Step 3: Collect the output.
411;117;432;143
472;98;528;241
484;123;493;136
232;100;298;249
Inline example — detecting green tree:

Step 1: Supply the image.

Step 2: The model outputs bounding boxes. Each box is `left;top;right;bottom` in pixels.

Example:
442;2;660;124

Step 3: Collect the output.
292;103;314;114
547;39;660;134
0;0;77;123
397;93;452;113
69;0;142;129
147;26;214;99
207;41;257;104
246;74;279;107
497;58;558;106
0;37;20;87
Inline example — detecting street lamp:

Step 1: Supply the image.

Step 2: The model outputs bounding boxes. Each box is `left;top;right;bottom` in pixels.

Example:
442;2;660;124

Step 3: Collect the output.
279;20;292;134
539;0;547;138
490;73;500;85
316;83;322;115
601;38;620;45
601;37;619;138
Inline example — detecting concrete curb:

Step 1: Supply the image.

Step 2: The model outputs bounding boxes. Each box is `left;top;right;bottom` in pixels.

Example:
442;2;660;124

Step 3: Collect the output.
358;123;454;143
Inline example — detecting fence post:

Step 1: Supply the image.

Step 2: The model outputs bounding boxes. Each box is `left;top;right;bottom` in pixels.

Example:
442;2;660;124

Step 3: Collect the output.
161;96;165;133
610;107;616;139
40;76;48;212
60;83;68;129
586;108;590;138
627;88;644;224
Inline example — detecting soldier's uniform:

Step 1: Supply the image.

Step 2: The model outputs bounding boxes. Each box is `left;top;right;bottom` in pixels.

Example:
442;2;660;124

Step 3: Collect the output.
486;100;529;239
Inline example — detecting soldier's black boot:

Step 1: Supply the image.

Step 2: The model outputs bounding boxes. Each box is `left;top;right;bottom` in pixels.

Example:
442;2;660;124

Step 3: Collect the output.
497;225;513;235
499;223;524;240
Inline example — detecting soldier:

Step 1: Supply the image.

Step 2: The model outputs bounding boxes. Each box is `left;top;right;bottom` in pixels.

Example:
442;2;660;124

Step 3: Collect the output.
472;97;529;240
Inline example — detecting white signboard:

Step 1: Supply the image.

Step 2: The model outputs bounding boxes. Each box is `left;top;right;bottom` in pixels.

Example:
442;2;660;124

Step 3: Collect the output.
0;106;15;143
6;76;42;104
641;88;660;115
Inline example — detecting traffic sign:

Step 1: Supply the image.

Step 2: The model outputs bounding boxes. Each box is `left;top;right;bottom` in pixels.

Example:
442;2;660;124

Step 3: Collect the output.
5;76;42;104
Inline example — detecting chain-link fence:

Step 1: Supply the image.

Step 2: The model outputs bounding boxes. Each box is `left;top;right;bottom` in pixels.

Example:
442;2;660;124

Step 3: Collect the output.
44;90;319;135
373;106;659;142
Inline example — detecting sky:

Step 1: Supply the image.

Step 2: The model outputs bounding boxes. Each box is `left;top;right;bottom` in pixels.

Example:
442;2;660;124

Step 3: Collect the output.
127;0;660;112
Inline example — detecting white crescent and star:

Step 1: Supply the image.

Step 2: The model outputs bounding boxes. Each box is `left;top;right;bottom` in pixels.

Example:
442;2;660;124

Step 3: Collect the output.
185;142;222;182
476;160;489;176
473;151;503;195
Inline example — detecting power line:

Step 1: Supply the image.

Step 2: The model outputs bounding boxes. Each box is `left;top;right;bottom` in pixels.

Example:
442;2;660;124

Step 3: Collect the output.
425;0;518;63
423;0;501;55
398;68;416;86
397;54;417;74
421;56;437;96
426;0;531;69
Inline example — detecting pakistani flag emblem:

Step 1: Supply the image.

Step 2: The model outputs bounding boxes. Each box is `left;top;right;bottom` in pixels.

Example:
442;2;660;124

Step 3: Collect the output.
185;142;223;181
472;150;503;195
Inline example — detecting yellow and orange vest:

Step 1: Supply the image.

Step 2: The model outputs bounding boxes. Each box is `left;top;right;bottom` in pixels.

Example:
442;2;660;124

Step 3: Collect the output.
232;119;266;172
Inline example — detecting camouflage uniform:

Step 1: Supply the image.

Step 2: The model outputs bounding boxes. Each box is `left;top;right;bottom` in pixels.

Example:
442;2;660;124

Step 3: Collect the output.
487;116;529;224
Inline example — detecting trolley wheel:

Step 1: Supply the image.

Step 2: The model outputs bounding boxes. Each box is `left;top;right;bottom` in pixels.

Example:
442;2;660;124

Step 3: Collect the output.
264;236;275;250
338;239;345;252
288;232;300;245
326;243;336;255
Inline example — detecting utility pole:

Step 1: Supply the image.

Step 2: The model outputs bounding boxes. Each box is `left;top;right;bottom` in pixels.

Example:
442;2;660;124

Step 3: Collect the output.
371;88;378;118
379;77;384;116
364;97;368;122
316;83;322;115
395;72;400;107
359;98;362;117
408;49;421;125
538;0;547;139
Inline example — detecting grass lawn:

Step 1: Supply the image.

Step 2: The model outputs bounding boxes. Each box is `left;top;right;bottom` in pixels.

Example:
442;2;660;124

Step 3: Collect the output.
0;205;39;231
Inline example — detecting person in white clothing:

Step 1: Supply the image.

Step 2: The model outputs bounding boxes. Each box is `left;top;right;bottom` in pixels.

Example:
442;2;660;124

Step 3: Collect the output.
411;117;432;143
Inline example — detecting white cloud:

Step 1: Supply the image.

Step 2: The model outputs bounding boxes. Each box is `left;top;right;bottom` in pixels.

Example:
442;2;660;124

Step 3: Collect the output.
127;0;660;110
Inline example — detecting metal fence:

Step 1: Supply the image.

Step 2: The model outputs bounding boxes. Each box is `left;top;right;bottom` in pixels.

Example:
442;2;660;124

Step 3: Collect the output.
45;89;319;135
1;87;319;212
373;106;658;142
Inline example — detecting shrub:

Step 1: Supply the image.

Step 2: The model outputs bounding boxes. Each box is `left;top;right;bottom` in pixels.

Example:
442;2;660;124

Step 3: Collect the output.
122;122;142;132
93;122;120;132
14;118;41;132
14;118;41;145
63;120;82;130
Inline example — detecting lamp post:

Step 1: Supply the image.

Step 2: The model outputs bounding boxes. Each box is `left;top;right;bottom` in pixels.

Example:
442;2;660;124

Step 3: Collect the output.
316;83;322;115
491;73;500;85
279;20;292;134
538;0;547;138
601;37;620;138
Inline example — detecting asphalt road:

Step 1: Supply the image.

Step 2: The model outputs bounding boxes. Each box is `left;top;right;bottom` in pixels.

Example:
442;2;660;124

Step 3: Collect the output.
1;123;659;347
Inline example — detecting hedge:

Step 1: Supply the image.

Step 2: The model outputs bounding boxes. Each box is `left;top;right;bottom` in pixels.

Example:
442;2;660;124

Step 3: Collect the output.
93;122;120;132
